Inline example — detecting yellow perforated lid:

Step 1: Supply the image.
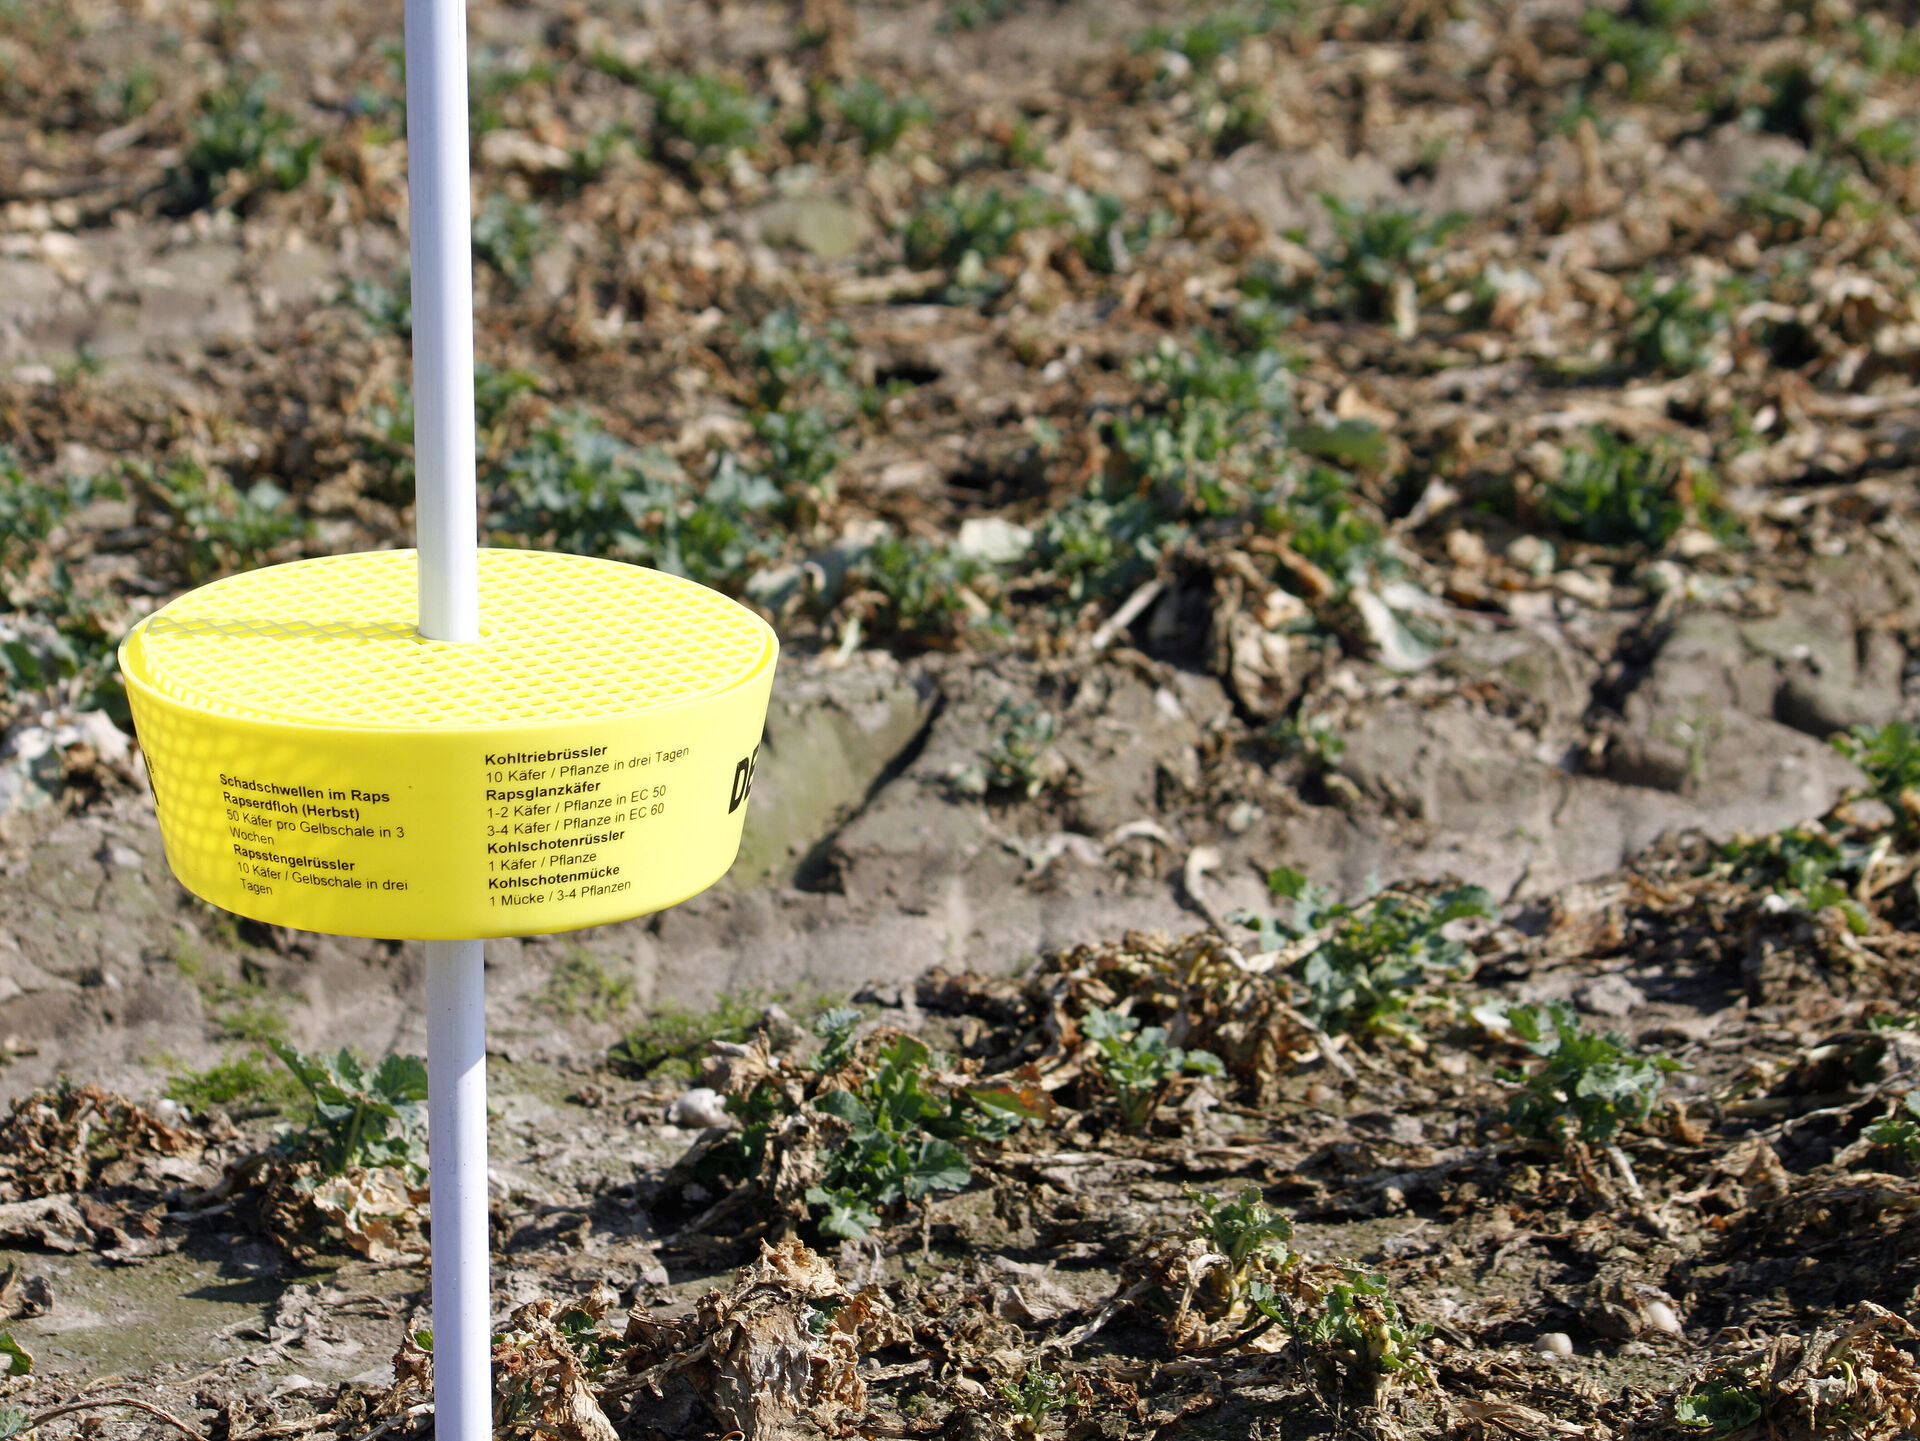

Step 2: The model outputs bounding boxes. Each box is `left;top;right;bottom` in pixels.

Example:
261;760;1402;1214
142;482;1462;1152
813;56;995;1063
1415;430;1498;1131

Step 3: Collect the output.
120;549;777;938
129;548;773;728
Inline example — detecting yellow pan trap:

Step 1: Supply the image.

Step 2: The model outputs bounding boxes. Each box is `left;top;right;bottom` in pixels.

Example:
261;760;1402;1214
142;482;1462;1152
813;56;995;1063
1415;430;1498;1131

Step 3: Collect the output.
119;549;777;939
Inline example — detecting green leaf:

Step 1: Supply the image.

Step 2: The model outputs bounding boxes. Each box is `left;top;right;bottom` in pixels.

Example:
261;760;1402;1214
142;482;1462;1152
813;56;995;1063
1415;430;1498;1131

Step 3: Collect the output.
905;1138;972;1199
812;1007;863;1072
373;1053;429;1104
805;1184;880;1238
414;1328;434;1352
0;1330;32;1375
1293;420;1388;469
1672;1384;1762;1433
815;1087;877;1136
1082;1007;1137;1044
0;1406;28;1440
964;1080;1056;1122
1266;865;1310;899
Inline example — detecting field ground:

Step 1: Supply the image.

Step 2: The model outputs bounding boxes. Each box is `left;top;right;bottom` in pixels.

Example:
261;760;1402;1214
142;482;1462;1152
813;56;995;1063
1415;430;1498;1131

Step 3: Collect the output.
3;0;1920;1437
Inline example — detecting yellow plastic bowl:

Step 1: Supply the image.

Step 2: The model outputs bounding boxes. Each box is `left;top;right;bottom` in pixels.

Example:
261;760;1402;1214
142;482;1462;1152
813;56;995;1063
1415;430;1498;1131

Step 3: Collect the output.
119;549;776;939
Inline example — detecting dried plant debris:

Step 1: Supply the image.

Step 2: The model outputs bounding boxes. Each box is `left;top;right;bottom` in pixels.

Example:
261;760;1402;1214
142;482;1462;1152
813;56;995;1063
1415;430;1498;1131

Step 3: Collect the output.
0;1080;196;1201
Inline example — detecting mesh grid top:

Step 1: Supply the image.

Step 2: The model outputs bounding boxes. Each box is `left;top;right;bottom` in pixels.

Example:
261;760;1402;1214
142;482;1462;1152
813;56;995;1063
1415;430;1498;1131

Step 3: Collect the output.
125;549;776;729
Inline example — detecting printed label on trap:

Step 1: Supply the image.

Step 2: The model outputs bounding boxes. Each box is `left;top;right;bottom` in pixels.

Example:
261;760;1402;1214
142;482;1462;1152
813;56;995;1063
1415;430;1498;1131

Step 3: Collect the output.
477;743;701;908
221;771;413;898
131;697;770;940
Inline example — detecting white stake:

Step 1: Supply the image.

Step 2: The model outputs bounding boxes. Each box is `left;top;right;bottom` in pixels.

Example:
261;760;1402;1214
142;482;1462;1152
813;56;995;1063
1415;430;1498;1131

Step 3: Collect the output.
425;939;490;1439
407;0;480;645
405;0;490;1435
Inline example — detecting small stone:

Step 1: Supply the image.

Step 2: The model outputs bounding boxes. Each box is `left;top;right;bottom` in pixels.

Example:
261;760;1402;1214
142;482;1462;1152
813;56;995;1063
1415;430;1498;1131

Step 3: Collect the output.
750;195;877;261
1643;1300;1682;1335
667;1087;730;1130
955;517;1033;565
1552;568;1612;608
1533;1332;1574;1357
1506;534;1556;577
1445;528;1488;568
1577;973;1646;1019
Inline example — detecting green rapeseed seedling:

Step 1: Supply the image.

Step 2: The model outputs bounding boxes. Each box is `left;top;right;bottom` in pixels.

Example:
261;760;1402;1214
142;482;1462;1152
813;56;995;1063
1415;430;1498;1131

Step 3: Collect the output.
147;459;302;583
1132;6;1278;154
0;461;126;684
1722;823;1873;932
828;76;932;153
1863;1092;1920;1166
493;410;679;556
955;699;1061;800
1274;464;1391;589
269;1043;429;1180
641;69;768;154
1319;196;1465;323
609;992;772;1078
904;184;1060;269
1194;1186;1296;1325
939;0;1012;31
180;77;319;208
1032;492;1185;603
492;412;781;588
1061;186;1174;274
1540;428;1711;548
1626;272;1733;375
471;194;548;287
1496;1001;1679;1145
1832;721;1920;827
1282;1268;1431;1401
742;310;850;409
1742;159;1870;238
1246;871;1493;1041
848;534;991;644
806;1035;978;1237
812;1006;863;1073
1853;14;1920;78
1580;2;1700;98
1672;1382;1763;1434
998;1364;1068;1437
1113;336;1292;517
1082;1007;1222;1132
0;456;71;579
754;406;844;495
347;273;412;335
698;1014;1046;1237
1133;7;1269;64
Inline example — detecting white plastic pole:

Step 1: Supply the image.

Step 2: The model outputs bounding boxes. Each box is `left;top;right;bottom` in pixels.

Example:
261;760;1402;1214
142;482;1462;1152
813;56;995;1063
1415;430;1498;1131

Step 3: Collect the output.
405;0;490;1435
406;0;480;646
425;940;490;1438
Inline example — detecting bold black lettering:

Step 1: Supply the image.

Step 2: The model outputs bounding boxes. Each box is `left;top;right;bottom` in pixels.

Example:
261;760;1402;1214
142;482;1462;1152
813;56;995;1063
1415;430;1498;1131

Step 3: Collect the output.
728;747;759;814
